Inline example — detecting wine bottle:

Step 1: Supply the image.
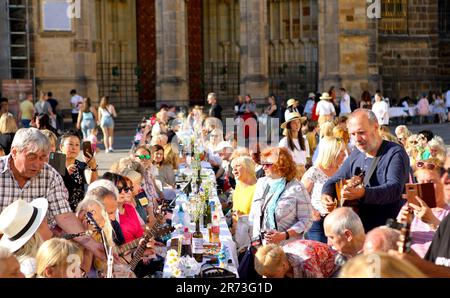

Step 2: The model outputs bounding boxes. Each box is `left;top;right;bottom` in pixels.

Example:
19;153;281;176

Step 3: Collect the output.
192;220;204;263
181;227;192;257
203;199;212;226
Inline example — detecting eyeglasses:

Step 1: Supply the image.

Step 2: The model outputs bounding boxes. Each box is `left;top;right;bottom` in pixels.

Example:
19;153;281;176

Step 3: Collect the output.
117;186;133;193
135;154;151;160
416;161;437;171
261;162;274;167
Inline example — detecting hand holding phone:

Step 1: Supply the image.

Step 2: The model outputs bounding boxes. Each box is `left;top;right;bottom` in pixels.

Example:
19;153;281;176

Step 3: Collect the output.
82;141;93;158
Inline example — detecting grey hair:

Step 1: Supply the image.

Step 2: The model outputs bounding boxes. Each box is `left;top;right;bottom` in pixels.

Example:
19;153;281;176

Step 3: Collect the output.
324;207;365;236
207;92;216;100
110;156;145;177
11;128;51;153
0;246;12;260
87;179;119;200
349;109;378;125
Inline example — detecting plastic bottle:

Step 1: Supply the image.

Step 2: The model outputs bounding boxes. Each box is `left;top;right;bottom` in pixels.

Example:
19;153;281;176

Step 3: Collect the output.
210;215;220;244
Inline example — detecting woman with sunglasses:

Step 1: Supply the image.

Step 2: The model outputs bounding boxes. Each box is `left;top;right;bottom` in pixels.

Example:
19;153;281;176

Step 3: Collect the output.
102;172;143;244
397;163;450;258
132;145;165;204
249;147;312;245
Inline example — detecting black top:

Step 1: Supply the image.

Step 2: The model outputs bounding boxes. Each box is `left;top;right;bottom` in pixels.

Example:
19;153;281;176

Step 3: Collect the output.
47;98;58;114
209;104;223;121
424;214;450;267
62;159;87;211
111;219;126;246
267;105;278;117
0;133;15;155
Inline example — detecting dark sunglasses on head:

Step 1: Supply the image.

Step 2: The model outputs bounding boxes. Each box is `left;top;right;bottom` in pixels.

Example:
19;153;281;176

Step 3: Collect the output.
135;154;151;160
117;186;133;193
416;161;437;171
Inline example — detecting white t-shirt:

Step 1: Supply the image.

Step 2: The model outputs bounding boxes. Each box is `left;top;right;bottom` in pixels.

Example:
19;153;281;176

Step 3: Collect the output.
70;94;83;114
279;137;307;165
340;93;351;115
316;100;335;117
372;101;389;125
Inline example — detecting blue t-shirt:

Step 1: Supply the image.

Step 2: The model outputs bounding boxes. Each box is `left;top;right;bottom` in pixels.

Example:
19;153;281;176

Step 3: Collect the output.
322;140;410;232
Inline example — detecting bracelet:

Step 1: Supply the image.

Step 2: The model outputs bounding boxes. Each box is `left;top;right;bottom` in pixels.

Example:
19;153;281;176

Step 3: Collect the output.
285;231;290;240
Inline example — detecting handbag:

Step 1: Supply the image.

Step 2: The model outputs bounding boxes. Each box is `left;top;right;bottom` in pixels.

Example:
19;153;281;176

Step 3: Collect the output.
196;264;237;278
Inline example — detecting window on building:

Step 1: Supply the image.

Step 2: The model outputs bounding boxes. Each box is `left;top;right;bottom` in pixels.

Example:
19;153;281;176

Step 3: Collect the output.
380;0;408;34
41;0;74;31
439;0;450;37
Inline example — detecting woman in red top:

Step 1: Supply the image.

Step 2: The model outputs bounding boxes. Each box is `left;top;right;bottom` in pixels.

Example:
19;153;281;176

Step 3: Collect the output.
103;172;143;243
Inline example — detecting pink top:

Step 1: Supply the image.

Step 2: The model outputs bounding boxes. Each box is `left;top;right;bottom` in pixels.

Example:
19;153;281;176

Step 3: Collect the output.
417;98;430;116
398;206;450;258
119;203;144;243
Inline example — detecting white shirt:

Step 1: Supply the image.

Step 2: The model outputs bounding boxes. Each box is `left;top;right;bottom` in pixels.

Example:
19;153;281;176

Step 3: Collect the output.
340;93;351;115
279;137;307;165
372;101;389;125
446;90;450;108
315;100;335;116
70;94;83;114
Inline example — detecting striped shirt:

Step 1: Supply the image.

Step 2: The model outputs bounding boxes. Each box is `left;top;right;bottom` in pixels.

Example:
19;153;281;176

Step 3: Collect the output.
0;155;71;223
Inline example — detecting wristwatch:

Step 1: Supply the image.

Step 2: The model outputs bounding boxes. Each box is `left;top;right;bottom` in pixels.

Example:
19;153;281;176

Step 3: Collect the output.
285;231;290;240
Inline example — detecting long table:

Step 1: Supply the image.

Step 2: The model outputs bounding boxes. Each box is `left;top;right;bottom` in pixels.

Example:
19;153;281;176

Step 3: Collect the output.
162;167;239;278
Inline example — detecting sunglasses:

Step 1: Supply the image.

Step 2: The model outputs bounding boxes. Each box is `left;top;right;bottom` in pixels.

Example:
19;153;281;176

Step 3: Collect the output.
117;186;133;193
440;167;450;177
135;154;151;160
416;161;437;171
261;162;274;167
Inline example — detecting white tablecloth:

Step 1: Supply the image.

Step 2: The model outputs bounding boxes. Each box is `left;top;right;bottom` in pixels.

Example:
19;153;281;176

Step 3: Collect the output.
163;169;239;278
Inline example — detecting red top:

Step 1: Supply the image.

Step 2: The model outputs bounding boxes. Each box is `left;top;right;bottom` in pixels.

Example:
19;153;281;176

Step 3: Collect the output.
311;103;319;121
119;203;144;243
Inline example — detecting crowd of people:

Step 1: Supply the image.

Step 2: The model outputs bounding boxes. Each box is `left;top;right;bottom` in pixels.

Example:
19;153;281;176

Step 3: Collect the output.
0;87;449;279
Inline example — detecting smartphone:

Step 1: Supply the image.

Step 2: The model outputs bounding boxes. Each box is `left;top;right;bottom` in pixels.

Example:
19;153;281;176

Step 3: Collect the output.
405;183;436;208
82;141;93;157
48;152;67;176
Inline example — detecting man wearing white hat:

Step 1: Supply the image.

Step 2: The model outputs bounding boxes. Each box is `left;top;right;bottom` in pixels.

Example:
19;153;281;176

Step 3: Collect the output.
0;128;105;260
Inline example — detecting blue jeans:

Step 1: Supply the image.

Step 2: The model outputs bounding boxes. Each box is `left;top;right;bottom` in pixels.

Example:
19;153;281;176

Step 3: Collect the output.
305;217;327;244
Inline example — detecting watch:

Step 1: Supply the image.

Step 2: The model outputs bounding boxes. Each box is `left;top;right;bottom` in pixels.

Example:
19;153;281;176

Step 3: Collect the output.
89;164;98;172
285;231;290;240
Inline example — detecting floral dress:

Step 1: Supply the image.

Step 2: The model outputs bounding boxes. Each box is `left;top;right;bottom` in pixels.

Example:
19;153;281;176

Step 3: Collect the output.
63;160;87;211
302;166;330;216
283;239;337;278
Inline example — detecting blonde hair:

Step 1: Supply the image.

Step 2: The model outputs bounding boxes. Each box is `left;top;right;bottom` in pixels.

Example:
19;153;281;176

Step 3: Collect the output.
428;136;446;165
40;129;58;149
76;197;115;248
36;238;83;278
110;156;145;177
230;147;250;160
319;121;335;139
0;113;18;134
231;156;256;181
394;125;411;140
379;127;399;144
122;170;142;186
314;137;345;169
15;233;43;262
339;253;426;278
254;244;287;276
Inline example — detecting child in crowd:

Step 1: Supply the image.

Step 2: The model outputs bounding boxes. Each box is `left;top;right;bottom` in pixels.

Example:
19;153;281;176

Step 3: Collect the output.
88;126;100;155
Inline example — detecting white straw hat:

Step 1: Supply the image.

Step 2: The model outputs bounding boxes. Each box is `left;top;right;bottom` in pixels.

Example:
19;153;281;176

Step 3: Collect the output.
0;198;48;253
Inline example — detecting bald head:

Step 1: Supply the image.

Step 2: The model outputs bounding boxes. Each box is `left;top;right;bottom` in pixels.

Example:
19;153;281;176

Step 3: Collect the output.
348;109;378;126
363;227;400;254
324;208;365;257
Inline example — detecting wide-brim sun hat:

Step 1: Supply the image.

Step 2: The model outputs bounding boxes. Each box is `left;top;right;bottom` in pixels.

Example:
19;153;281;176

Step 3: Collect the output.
286;98;299;108
281;112;307;129
0;198;48;253
320;92;333;100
